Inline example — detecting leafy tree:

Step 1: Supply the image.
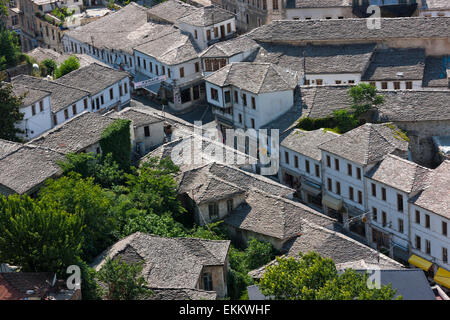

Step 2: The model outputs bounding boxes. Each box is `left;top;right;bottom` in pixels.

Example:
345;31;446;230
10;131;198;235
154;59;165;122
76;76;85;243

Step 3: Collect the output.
40;58;57;77
100;119;132;171
349;83;384;117
259;252;400;300
332;109;359;133
96;257;152;300
0;26;20;70
38;173;118;262
244;238;276;270
0;80;24;141
121;212;188;238
54;56;80;79
0;195;84;275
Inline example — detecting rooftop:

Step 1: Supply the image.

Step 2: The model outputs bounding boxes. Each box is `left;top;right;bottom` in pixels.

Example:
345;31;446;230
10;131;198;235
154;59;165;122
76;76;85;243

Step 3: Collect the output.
422;56;449;88
11;83;51;107
54;63;129;96
199;34;259;59
12;75;90;113
248;17;450;43
280;128;339;161
28;112;115;154
205;62;298;94
224;189;336;241
26;48;110;68
318;123;409;165
0;140;22;159
361;48;426;81
178;5;235;27
134;30;201;66
147;288;216;300
287;0;351;8
0;146;65;195
91;232;230;289
412;160;450;219
366;154;432;194
420;0;450;10
109;107;164;128
147;0;198;24
0;272;54;300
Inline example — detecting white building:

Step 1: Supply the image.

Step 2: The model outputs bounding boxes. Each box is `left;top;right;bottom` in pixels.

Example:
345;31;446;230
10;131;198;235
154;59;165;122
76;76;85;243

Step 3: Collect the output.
418;0;450;17
12;84;52;140
285;0;354;20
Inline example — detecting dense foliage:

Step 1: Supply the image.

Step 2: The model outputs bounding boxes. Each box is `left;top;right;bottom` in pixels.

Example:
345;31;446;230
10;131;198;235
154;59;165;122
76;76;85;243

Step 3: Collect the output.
0;26;21;70
0;80;24;141
54;56;80;79
259;252;401;300
100;119;132;171
40;58;57;77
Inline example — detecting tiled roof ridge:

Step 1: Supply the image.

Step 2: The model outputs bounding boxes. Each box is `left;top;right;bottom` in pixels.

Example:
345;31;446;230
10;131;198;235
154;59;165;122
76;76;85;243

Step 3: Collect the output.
16;74;92;96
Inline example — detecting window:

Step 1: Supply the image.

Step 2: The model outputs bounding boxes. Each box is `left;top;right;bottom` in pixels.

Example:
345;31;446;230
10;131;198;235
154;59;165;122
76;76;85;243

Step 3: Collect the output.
234;91;238;103
210;88;218;101
415;211;421;224
251;118;255;128
425;214;430;229
53;114;57;126
224;91;231;103
294;155;299;168
137;56;141;68
202;273;213;291
443;248;448;263
397;194;403;212
305;159;310;173
251;96;256;109
371;183;376;197
334;158;339;171
227;199;233;213
195;62;200;73
285;151;289;164
227;23;231;33
206;30;211;41
304;79;310;85
238;114;242;123
406;81;412;89
100;95;104;105
39;100;44;112
381;187;386;201
179;67;184;78
119;85;123;96
382;211;387;227
326;155;331;167
381;82;388;89
398;219;404;233
425;240;431;255
64;109;69;120
348;80;355;84
347;164;352;176
315;164;320;177
316;79;323;85
372;207;377;221
328;178;332;191
336;181;341;195
335;80;342;84
84;98;88;109
214;27;218;38
72;104;77;115
143;59;147;70
109;88;113;99
394;81;400;90
144;126;150;137
443;222;448;236
349;187;354;201
208;203;219;220
149;62;153;73
358;191;363;204
168;69;171;78
416;235;421;250
162;66;165;75
242;93;247;106
273;0;278;10
194;29;198;39
32;104;36;115
124;83;128;94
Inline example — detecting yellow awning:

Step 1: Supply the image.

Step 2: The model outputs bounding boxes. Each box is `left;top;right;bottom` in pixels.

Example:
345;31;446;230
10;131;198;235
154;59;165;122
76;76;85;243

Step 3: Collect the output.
408;254;432;271
434;267;450;289
322;194;342;211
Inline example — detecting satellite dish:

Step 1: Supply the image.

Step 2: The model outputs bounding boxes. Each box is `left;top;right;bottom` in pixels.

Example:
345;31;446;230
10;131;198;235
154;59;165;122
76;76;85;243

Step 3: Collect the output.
32;63;39;71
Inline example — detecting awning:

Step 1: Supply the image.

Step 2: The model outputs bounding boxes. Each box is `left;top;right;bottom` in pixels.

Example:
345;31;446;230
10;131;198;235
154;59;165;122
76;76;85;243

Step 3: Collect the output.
302;182;321;196
322;194;342;211
144;82;161;94
434;267;450;289
408;254;432;271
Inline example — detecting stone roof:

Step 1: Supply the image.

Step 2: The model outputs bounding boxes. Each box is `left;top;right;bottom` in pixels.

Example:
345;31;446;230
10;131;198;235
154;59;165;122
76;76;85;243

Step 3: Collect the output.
12;75;90;113
361;48;425;81
301;85;353;118
28;112;115;154
0;140;22;159
0;272;54;300
109;107;164;128
366;154;432;194
147;0;198;24
54;63;129;96
225;188;336;241
252;43;376;75
91;232;230;289
0;146;65;195
65;3;175;54
421;0;450;10
319;123;410;165
199;34;260;58
26;48;109;68
11;83;51;107
422;56;449;88
281;128;340;161
248;17;450;43
289;0;351;8
178;5;235;26
146;288;217;300
412;160;450;219
134;30;201;66
205;62;298;94
178;170;246;204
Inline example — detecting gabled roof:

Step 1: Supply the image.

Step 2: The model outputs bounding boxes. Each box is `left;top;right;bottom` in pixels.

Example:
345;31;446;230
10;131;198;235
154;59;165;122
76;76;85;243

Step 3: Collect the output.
134;30;200;65
28;112;115;154
412;160;450;219
199;34;259;58
147;0;197;24
178;5;235;27
224;189;336;240
91;232;230;289
109;107;164;128
54;63;129;96
361;48;425;81
319;123;409;165
26;48;110;68
280;128;339;161
0;145;65;195
10;83;51;107
12;75;90;113
204;62;298;94
366;154;432;194
0;139;22;159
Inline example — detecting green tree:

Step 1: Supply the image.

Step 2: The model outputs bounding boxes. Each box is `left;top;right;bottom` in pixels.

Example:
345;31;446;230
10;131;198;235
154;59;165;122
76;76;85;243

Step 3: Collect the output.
40;58;57;77
96;257;152;300
332;109;359;133
244;238;276;270
349;83;384;117
0;195;84;275
39;173;118;262
100;119;131;171
0;26;20;70
259;252;400;300
54;56;80;79
0;80;24;141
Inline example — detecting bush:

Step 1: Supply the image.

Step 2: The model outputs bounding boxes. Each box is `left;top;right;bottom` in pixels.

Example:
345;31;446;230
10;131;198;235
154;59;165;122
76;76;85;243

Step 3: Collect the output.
54;56;80;79
100;119;132;171
40;58;57;77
